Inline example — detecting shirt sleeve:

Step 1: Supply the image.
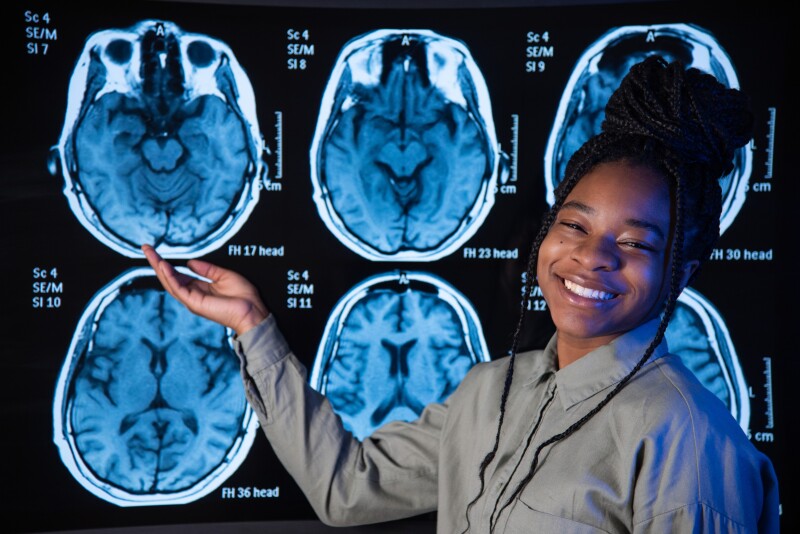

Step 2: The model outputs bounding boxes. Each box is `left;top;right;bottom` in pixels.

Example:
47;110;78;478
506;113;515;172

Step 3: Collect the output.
634;496;779;534
233;315;441;527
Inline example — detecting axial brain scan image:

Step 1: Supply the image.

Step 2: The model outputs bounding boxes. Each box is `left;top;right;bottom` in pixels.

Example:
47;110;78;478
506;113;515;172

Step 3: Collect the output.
667;288;750;430
50;20;266;258
310;272;490;439
52;268;258;506
544;23;751;234
310;29;508;261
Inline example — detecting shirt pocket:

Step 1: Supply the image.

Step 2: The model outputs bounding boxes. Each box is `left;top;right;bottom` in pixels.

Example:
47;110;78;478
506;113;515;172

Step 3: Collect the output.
503;497;610;534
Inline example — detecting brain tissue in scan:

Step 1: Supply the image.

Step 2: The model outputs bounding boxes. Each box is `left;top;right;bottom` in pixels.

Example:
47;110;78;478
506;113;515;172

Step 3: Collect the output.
667;288;750;431
544;23;751;234
310;29;509;262
49;20;266;258
310;272;490;439
52;268;259;506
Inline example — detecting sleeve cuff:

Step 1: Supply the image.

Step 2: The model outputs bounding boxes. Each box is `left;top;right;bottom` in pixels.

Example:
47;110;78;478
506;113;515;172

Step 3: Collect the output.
234;314;291;376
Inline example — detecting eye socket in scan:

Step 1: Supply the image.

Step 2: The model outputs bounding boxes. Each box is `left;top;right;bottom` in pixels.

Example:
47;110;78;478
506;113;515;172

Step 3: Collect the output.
52;268;259;506
310;272;490;439
49;20;267;259
544;23;750;235
310;29;509;262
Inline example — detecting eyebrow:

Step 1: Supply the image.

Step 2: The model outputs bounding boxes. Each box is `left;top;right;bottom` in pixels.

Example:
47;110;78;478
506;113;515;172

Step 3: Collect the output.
561;200;667;240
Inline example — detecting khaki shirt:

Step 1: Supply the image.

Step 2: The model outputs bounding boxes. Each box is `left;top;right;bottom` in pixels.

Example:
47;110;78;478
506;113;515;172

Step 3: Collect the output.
235;316;779;533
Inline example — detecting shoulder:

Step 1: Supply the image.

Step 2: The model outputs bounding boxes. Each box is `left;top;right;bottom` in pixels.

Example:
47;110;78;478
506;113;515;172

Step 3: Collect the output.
614;353;743;438
456;349;545;395
610;354;778;526
443;349;546;422
604;352;773;479
451;354;512;400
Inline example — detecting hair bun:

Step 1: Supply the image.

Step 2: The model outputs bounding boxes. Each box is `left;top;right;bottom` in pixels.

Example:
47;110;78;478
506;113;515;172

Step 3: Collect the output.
601;55;753;178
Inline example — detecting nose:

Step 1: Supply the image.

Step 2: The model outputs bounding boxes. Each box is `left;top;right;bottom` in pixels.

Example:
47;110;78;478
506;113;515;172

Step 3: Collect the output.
570;235;620;271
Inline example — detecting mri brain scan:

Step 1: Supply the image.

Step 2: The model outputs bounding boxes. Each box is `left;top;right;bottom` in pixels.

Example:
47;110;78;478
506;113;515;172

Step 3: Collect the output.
544;23;751;234
310;29;509;261
668;288;750;430
310;272;490;439
50;20;266;258
53;268;258;506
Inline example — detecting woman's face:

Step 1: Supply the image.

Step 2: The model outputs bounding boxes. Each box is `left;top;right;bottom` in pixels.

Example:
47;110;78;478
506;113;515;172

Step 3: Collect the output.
536;161;692;353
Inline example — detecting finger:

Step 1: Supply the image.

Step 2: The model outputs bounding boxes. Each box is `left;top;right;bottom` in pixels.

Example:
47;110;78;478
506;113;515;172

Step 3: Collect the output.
185;258;219;281
185;260;247;294
142;245;175;294
142;245;189;301
141;244;161;270
160;261;200;302
142;245;179;286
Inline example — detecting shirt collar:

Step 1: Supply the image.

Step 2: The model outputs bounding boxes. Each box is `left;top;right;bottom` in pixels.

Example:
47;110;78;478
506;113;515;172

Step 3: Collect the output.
545;318;669;411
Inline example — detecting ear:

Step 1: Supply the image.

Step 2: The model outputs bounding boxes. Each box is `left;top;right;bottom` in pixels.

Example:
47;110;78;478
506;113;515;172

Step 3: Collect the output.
679;259;701;290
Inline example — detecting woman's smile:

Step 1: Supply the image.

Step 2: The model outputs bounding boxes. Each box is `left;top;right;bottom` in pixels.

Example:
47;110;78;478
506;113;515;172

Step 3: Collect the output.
561;277;617;301
536;160;682;364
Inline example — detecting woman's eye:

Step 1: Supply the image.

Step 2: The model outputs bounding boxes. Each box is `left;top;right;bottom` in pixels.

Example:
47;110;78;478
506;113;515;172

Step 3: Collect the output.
621;241;654;251
559;221;584;231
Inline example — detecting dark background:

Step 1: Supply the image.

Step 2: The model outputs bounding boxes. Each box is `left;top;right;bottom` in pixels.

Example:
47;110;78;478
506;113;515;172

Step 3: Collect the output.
1;0;791;532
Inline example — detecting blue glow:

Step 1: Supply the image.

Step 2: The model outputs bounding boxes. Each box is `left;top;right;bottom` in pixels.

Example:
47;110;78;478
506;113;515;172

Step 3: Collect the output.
52;20;266;258
667;288;750;431
311;29;508;261
543;23;750;235
53;268;258;506
311;271;490;439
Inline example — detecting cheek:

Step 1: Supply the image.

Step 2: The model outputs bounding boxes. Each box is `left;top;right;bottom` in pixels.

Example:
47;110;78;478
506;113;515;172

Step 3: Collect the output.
535;234;561;299
537;231;564;265
535;236;554;278
632;262;667;304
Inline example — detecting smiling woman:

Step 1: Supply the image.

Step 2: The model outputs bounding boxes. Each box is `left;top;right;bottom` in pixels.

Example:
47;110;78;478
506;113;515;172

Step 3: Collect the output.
462;55;777;533
142;55;779;533
537;162;681;366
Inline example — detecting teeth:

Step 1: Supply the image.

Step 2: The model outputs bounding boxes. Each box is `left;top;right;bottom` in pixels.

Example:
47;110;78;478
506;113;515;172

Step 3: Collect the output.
563;279;615;300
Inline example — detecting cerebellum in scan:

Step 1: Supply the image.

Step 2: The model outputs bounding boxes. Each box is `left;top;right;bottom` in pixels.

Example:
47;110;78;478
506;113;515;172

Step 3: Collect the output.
310;272;490;439
49;20;267;258
310;29;509;261
52;268;258;506
544;23;750;234
667;288;750;431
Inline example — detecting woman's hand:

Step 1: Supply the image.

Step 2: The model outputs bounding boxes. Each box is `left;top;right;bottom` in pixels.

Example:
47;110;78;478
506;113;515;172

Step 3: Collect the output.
142;245;269;336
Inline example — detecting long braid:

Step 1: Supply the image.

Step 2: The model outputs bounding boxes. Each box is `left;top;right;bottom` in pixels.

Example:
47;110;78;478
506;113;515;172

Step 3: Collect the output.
459;209;551;534
461;133;621;533
489;167;687;529
463;55;751;531
487;383;558;528
462;134;619;534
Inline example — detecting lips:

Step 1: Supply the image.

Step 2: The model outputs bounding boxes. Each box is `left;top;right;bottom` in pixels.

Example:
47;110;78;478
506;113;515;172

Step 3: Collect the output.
563;278;617;300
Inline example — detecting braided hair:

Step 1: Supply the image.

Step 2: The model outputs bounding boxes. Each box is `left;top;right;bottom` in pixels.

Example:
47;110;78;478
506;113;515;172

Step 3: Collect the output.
462;55;753;532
